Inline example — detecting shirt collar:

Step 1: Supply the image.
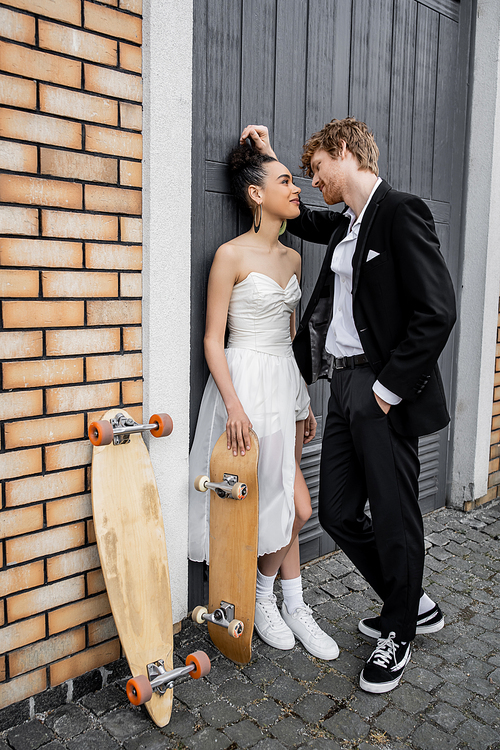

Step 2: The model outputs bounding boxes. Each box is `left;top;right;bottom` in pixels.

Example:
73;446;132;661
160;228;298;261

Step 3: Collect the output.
345;176;382;232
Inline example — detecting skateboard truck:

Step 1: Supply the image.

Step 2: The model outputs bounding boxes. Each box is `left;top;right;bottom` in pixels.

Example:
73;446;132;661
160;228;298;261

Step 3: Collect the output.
88;412;173;446
192;601;244;638
126;651;211;706
193;473;247;500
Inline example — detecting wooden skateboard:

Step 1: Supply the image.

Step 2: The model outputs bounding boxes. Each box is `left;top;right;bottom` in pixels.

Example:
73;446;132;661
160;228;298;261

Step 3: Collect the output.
89;408;210;727
192;429;259;665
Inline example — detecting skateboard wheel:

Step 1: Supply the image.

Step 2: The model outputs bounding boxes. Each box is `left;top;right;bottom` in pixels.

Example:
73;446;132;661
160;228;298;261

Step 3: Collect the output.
186;650;211;679
192;605;208;624
149;413;173;438
231;482;247;500
194;475;209;492
88;420;114;446
228;619;244;638
126;674;153;706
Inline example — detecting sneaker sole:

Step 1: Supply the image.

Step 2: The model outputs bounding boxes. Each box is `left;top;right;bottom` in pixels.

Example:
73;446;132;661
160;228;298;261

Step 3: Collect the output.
254;623;295;650
359;669;404;694
358;617;445;639
291;633;339;661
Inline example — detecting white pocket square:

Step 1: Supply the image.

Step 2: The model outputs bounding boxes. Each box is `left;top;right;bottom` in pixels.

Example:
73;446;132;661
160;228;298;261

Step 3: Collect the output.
366;250;380;262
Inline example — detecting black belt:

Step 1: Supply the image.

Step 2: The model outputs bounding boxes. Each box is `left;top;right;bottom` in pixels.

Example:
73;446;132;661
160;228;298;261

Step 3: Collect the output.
327;352;369;378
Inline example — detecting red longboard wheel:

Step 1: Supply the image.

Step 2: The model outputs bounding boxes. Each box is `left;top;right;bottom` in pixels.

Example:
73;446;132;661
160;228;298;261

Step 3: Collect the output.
88;420;114;446
228;619;244;638
149;413;173;438
186;650;211;679
126;674;153;706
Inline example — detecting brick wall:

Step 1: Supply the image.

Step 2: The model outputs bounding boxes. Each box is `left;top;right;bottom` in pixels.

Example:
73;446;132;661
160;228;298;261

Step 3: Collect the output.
0;0;142;709
486;299;500;502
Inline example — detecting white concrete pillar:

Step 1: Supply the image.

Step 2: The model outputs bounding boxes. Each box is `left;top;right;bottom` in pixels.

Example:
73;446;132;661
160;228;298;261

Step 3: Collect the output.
142;0;193;621
450;0;500;508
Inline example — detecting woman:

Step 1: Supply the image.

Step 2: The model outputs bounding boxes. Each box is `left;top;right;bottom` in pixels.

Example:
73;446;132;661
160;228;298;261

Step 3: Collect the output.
189;144;338;659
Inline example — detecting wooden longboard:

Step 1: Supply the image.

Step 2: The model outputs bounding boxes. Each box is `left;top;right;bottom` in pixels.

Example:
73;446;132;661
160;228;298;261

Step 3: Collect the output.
208;430;259;665
90;408;173;727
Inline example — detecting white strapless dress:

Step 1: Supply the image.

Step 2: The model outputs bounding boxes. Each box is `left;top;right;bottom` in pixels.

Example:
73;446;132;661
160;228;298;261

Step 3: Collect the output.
188;272;310;562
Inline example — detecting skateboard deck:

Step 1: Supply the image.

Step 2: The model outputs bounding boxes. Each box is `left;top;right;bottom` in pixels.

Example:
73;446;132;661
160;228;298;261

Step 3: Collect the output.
90;408;175;726
194;429;259;665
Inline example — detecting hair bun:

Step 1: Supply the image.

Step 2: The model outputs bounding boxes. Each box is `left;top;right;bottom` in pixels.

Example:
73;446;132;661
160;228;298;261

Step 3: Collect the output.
228;143;262;174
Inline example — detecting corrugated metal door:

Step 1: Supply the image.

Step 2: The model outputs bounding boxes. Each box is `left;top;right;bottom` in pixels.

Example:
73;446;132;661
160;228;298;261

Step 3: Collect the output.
190;0;471;604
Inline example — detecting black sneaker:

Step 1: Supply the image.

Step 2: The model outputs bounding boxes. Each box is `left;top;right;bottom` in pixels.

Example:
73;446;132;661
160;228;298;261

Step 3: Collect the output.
358;603;444;639
360;632;411;693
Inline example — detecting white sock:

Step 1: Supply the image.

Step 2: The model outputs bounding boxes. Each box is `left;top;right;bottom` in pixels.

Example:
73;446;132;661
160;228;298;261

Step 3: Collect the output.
256;569;277;600
281;575;305;614
418;592;435;616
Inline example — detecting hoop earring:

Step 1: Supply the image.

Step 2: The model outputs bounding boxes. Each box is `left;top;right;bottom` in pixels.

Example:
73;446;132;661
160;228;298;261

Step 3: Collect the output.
278;220;287;236
253;204;262;233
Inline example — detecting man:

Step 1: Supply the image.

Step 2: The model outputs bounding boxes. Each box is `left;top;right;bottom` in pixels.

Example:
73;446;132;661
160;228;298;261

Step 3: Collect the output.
240;118;456;693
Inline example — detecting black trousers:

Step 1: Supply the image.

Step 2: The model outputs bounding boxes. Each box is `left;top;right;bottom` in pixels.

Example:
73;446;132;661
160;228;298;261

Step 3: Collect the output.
319;365;423;642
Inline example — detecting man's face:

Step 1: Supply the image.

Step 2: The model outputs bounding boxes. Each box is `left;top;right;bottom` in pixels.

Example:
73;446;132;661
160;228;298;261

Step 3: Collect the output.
310;148;345;205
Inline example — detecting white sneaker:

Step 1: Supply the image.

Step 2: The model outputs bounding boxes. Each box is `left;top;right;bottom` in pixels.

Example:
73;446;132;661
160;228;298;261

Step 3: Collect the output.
254;594;295;650
281;603;339;660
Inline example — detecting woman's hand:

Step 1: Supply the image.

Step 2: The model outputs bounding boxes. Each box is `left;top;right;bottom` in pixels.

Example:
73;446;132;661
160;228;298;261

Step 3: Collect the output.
240;125;277;159
303;406;317;444
226;408;253;456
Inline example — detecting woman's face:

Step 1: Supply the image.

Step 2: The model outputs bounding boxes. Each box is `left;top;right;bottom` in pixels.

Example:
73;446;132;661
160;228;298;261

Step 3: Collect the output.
256;161;301;220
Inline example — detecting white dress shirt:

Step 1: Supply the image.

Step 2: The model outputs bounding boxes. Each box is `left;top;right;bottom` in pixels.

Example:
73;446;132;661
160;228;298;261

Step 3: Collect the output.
325;177;401;405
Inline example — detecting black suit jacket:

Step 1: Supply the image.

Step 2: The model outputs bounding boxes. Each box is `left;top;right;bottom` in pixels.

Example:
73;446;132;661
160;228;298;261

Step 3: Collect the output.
288;180;456;437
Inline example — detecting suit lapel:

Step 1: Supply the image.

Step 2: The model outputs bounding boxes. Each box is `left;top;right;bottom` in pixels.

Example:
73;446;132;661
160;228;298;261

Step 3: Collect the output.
352;180;391;297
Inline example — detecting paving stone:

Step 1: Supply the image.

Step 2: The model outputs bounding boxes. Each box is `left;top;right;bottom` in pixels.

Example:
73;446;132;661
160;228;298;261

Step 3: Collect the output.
67;729;121;750
34;685;68;715
101;708;151;741
72;670;104;702
185;726;233;750
246;700;282;728
200;700;241;728
298;739;342;750
411;722;459;749
175;676;215;708
425;702;466;731
315;672;353;699
218;678;265;708
349;690;386;718
374;707;416;739
46;705;91;739
323;707;369;741
206;656;240;686
471;699;500;726
265;674;305;705
123;730;175;750
270;716;307;747
390;682;433;713
464;674;497;698
164;705;198;738
243;658;284;685
224;718;264;748
319;580;349;598
434;682;471;708
342;572;368;591
252;739;287;750
80;685;128;716
455;718;500;750
303;587;331;606
278;651;320;682
314;600;348;621
7;719;55;750
404;666;443;691
328;650;364;679
36;743;66;750
488;667;500;685
294;693;335;724
301;566;330;585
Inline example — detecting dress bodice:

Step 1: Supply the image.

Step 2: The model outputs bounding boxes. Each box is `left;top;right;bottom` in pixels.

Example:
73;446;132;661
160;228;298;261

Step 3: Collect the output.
227;272;301;357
